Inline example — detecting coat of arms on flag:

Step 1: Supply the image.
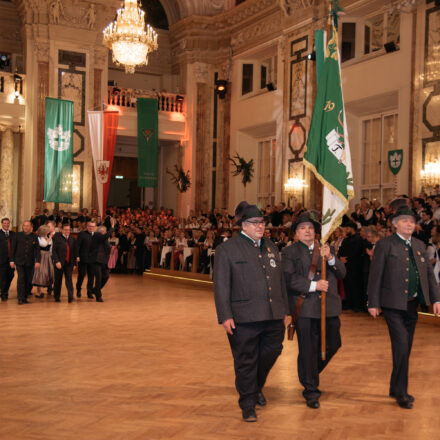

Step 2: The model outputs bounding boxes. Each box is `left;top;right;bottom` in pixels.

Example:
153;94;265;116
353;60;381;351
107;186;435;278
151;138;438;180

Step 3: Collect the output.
96;160;110;184
388;149;403;175
142;129;153;143
47;124;71;151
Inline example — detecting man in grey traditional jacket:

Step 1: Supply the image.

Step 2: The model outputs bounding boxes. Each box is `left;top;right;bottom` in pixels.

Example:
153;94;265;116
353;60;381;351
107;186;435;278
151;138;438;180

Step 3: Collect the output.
368;206;440;409
282;212;346;409
214;204;289;422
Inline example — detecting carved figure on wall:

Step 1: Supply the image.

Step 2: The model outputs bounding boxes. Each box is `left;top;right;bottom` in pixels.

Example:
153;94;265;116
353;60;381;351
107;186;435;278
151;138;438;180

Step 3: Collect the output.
280;0;313;16
50;0;64;24
85;3;96;30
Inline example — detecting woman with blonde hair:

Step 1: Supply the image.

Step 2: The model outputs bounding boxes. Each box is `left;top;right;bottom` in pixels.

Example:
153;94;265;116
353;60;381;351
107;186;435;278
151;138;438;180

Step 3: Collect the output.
33;225;54;298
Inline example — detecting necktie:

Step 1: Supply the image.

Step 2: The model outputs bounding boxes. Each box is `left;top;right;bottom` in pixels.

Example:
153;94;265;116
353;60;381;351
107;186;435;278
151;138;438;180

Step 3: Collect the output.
66;239;70;263
7;233;10;257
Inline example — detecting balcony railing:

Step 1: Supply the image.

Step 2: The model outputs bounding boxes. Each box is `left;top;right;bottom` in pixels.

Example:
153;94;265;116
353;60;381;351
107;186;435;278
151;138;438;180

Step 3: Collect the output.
107;87;184;113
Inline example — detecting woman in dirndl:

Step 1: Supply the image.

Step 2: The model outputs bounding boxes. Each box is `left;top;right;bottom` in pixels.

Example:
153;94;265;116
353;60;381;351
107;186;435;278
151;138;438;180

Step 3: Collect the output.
33;225;54;298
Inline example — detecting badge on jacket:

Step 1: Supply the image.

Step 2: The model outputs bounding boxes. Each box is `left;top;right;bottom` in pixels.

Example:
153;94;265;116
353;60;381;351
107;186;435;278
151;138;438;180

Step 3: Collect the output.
270;258;276;268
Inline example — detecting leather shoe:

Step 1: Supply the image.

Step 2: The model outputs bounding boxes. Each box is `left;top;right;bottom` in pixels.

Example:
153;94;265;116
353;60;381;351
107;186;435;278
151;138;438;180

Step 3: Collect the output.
256;392;266;406
36;293;44;299
306;399;320;409
390;393;414;403
55;298;61;302
242;408;257;422
396;397;413;409
96;297;104;302
76;291;81;298
68;297;73;303
87;293;94;299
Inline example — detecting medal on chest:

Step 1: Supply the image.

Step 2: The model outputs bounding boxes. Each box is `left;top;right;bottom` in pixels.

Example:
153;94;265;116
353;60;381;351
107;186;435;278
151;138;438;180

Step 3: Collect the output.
270;258;276;268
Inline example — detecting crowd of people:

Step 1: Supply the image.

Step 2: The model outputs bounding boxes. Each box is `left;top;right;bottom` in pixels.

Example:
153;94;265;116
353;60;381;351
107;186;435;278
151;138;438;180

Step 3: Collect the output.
0;191;439;306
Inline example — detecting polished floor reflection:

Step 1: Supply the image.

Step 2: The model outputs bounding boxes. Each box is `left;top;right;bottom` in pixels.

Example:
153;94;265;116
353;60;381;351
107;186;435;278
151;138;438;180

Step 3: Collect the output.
0;274;439;440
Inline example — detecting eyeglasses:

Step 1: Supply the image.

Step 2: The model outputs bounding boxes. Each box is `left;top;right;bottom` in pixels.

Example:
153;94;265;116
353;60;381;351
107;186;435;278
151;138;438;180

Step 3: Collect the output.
245;220;266;226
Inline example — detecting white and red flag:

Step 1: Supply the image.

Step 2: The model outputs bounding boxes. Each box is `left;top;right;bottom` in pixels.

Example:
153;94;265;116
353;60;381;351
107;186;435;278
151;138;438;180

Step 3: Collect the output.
87;110;119;218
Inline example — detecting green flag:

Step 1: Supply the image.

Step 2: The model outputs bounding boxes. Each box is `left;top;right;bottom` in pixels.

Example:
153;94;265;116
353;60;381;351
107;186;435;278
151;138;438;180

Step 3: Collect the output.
304;22;354;243
44;97;74;203
137;98;158;187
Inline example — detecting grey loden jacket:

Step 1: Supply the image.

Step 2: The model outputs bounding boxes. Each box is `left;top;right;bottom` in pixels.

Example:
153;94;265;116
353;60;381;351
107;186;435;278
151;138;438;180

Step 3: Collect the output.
282;242;346;319
367;234;440;310
214;233;289;324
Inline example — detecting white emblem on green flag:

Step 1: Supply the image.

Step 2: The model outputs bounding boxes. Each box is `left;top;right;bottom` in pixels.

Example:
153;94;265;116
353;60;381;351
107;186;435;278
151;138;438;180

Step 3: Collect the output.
44;98;74;203
304;23;354;243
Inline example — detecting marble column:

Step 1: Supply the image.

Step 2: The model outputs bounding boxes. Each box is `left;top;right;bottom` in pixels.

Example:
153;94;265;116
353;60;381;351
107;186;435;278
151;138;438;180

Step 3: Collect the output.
0;128;14;220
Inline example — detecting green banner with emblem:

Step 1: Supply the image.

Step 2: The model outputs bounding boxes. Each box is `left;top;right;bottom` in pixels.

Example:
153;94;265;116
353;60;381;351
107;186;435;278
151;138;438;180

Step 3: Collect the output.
137;98;158;187
44;97;74;203
388;149;403;175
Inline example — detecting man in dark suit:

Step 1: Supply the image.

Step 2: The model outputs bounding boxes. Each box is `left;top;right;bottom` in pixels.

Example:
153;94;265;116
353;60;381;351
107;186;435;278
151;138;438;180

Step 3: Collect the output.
75;221;96;299
368;206;440;409
282;213;346;409
10;221;41;304
52;224;77;303
88;226;112;302
214;204;289;422
0;218;15;301
338;221;365;311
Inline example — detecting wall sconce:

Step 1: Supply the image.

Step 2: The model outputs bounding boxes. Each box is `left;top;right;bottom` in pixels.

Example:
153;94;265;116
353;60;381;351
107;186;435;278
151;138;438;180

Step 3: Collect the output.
215;79;227;99
284;177;308;195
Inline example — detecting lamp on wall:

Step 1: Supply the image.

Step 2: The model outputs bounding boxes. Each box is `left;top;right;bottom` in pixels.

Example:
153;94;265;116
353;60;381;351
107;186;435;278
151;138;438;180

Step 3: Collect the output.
215;79;227;99
13;72;22;98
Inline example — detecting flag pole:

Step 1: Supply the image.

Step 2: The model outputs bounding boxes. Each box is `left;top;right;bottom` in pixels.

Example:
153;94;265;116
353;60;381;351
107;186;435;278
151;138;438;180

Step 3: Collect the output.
320;0;334;362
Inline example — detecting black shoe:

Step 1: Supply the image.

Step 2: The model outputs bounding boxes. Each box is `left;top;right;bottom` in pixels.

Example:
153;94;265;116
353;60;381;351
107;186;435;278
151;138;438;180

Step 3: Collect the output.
55;298;61;302
256;392;267;407
242;408;257;422
36;293;44;299
396;397;413;409
47;287;52;295
1;297;7;302
68;297;73;303
76;291;81;298
18;300;23;305
389;392;414;403
306;399;320;409
87;292;94;299
96;297;104;302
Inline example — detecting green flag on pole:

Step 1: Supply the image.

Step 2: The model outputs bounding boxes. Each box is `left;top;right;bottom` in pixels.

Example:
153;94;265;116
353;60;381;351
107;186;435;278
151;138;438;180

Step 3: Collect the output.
44;97;74;203
137;98;158;187
304;22;354;243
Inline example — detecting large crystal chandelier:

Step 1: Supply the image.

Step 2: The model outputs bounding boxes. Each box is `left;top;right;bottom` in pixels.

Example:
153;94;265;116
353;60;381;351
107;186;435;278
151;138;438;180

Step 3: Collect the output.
103;0;158;74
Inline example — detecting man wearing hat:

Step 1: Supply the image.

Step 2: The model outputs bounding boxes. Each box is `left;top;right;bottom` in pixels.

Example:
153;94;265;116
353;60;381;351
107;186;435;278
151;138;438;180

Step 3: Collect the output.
368;206;440;409
214;203;289;422
281;212;346;409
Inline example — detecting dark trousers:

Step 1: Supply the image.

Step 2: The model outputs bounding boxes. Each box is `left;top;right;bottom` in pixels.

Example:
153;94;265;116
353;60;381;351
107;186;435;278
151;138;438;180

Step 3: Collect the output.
76;262;94;294
91;263;109;299
0;263;14;299
296;316;341;400
54;263;74;300
135;250;145;275
227;319;284;409
382;300;418;398
343;269;364;310
16;264;33;302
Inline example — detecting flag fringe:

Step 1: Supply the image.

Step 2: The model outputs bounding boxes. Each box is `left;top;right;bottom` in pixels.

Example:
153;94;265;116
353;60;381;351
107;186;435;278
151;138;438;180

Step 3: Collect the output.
303;157;350;244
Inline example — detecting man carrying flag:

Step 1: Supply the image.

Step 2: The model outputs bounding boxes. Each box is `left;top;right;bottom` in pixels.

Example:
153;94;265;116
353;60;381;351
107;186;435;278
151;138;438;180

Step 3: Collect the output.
283;3;353;407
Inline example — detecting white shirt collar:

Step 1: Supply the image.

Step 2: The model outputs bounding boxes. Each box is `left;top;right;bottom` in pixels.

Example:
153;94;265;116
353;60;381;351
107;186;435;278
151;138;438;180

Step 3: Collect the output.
396;232;411;245
240;231;261;247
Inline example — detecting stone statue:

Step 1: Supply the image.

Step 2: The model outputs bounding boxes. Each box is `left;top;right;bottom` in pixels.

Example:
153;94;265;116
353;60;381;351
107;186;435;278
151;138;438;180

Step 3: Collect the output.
85;3;96;30
50;0;64;24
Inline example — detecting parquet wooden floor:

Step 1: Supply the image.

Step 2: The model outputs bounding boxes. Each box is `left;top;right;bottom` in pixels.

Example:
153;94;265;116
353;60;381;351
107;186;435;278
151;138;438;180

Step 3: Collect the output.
0;274;439;440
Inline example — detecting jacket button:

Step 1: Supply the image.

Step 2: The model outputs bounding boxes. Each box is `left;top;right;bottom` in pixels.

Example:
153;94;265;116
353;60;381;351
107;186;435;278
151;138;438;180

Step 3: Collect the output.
269;298;272;303
406;268;409;271
405;279;408;282
254;244;258;248
405;248;408;251
266;276;269;279
406;258;409;261
269;287;272;290
404;290;408;293
258;255;262;258
262;265;266;269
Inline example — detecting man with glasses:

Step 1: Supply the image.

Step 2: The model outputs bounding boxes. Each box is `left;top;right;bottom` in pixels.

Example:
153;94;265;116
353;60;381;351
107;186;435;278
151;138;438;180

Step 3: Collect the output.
214;204;289;422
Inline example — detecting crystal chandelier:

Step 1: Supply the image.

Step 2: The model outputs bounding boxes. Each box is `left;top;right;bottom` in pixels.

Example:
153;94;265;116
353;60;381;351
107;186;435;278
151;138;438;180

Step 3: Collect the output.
103;0;158;74
420;160;440;188
284;177;308;194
